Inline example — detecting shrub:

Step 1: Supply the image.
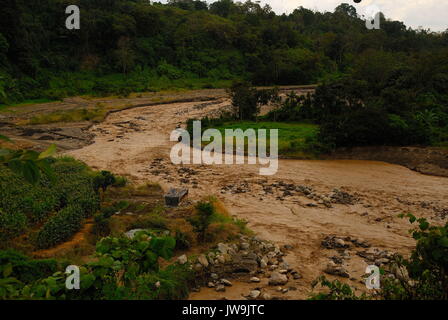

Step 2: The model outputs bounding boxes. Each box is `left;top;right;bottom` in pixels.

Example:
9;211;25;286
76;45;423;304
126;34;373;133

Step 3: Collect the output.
228;81;279;121
0;231;184;300
93;170;116;193
130;213;168;231
303;131;335;155
0;167;56;232
112;175;128;187
174;230;192;250
188;201;215;242
116;86;132;98
0;157;100;244
381;214;448;300
205;222;240;242
0;210;27;243
91;213;111;237
310;275;368;300
100;205;118;218
35;205;84;249
0;249;58;283
156;62;183;80
95;231;176;273
130;264;193;299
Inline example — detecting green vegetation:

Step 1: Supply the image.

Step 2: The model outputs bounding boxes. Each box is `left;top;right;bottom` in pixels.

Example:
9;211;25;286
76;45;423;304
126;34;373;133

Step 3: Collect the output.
0;198;242;300
35;205;86;249
201;198;250;241
27;106;108;125
0;98;55;112
1;1;447;106
189;201;215;242
0;156;119;248
0;250;58;283
310;275;369;300
198;55;448;155
0;143;56;184
382;214;448;300
2;1;446;150
211;121;318;157
228;81;280;121
0;231;193;300
270;56;448;150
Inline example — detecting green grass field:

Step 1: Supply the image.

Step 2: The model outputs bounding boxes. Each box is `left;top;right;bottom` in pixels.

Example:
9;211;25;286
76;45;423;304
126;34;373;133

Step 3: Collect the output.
0;98;57;112
207;121;319;158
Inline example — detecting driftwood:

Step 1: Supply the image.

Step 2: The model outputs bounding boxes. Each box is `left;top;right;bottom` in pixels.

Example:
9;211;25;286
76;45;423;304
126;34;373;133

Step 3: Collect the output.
164;188;188;207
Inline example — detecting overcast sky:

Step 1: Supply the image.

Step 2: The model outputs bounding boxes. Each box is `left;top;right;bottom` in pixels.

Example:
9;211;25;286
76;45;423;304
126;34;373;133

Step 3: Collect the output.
195;0;448;32
264;0;447;31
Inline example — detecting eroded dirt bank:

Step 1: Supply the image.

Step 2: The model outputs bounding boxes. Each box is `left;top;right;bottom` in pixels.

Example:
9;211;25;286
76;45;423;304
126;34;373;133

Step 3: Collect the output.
65;98;448;299
326;146;448;178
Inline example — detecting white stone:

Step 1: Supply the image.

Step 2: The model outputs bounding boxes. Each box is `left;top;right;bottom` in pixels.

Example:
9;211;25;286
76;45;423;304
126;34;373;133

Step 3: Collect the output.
124;228;145;239
198;254;209;267
268;272;288;285
249;290;261;299
217;243;230;254
221;279;233;287
177;254;188;265
194;263;202;271
241;242;250;250
261;293;271;300
215;285;226;292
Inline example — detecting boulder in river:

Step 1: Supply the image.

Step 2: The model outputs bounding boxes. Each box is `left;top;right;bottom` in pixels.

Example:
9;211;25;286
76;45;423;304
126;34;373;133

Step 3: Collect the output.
268;272;288;286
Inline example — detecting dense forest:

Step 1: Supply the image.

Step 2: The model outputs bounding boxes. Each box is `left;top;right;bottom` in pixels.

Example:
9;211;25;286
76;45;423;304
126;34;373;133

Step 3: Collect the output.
0;0;447;148
1;0;447;105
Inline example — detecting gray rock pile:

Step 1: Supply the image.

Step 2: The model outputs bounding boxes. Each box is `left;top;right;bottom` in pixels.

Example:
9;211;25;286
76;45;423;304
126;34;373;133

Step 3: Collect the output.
357;247;395;266
328;188;358;205
260;181;359;207
221;181;250;194
321;235;371;249
186;236;300;297
323;261;350;278
320;234;396;280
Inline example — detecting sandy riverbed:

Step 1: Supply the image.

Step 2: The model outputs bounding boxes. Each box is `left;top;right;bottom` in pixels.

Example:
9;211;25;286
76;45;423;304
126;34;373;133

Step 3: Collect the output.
66;98;448;299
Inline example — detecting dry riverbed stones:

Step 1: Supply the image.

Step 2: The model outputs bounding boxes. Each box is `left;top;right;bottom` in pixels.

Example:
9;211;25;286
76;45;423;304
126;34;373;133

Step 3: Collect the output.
320;234;397;280
220;179;360;208
183;235;300;299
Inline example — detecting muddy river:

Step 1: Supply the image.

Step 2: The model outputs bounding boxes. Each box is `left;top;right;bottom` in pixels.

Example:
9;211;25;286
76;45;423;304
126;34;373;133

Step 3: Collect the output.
66;98;448;299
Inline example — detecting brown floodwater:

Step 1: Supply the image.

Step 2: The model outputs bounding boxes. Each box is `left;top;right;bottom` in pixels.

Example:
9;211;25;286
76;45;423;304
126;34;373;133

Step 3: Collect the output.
67;99;448;299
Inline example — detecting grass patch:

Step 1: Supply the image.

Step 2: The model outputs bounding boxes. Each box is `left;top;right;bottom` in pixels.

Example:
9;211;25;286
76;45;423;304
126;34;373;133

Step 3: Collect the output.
206;121;319;158
26;106;108;125
190;197;251;243
0;98;58;112
131;264;194;299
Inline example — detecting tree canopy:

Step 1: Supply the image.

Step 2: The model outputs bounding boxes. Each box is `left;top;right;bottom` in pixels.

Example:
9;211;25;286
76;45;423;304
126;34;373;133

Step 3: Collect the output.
0;0;446;104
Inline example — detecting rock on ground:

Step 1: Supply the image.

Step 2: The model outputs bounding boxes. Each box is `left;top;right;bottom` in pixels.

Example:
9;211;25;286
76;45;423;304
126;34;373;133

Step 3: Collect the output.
268;272;288;286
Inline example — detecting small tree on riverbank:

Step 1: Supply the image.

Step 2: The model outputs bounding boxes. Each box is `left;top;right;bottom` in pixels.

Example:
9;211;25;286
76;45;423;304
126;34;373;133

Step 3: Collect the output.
228;81;279;121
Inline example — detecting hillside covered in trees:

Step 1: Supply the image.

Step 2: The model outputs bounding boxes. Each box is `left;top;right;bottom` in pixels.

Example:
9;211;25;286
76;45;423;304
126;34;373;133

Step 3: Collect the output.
1;0;447;105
